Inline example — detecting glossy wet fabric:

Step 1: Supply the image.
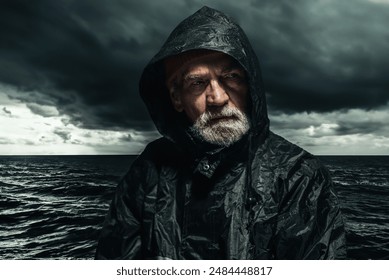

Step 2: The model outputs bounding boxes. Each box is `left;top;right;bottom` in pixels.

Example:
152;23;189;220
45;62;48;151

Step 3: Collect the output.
95;6;346;259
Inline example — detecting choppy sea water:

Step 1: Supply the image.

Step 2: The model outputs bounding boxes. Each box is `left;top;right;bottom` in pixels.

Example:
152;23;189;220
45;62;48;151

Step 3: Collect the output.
0;155;388;259
0;155;131;259
319;156;389;260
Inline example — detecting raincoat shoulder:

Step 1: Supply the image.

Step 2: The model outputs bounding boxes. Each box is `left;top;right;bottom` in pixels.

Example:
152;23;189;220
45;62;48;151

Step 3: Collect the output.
95;138;177;259
250;132;346;259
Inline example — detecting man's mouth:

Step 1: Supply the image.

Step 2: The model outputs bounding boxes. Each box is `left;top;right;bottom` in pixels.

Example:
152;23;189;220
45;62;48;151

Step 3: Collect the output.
208;115;238;125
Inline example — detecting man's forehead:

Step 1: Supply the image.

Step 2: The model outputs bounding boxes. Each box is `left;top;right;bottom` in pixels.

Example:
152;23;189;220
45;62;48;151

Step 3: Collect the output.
164;50;242;88
181;53;242;76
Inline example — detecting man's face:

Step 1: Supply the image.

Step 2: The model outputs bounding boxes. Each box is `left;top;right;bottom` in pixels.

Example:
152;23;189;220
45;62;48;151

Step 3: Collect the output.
168;51;250;146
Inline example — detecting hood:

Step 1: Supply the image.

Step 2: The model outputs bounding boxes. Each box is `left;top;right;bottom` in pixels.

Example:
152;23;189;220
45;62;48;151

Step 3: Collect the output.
139;6;269;151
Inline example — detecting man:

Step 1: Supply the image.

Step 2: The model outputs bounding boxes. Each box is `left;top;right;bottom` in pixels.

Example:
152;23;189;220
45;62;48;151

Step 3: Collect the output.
95;6;346;259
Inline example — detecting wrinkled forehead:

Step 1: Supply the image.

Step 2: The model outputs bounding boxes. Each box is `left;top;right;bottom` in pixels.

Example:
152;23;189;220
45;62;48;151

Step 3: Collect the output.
164;50;243;88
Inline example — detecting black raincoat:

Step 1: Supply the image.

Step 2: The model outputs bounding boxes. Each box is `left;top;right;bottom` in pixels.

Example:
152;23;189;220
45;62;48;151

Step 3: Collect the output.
95;6;346;260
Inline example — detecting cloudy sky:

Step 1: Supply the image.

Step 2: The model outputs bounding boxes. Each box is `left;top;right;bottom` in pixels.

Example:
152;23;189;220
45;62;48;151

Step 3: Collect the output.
1;0;388;155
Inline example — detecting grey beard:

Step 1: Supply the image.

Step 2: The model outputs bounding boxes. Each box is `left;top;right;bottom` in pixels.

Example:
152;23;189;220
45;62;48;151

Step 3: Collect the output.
190;106;250;147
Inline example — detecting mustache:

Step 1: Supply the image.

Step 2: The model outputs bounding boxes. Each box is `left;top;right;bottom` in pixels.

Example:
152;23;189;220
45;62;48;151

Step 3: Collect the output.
198;106;244;124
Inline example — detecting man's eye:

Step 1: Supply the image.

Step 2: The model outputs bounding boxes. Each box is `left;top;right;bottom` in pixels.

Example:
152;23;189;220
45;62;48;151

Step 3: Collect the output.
222;73;246;87
183;79;208;95
191;80;206;87
223;73;241;80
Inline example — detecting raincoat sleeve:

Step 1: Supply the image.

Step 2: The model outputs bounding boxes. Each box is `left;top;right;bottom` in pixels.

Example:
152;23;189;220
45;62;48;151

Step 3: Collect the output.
95;157;151;259
274;160;346;259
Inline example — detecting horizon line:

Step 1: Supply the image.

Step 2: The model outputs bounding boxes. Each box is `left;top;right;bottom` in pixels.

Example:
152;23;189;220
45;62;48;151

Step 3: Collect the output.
0;154;388;157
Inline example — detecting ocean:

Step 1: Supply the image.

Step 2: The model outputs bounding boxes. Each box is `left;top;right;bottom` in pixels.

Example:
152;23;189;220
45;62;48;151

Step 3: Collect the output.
0;155;388;260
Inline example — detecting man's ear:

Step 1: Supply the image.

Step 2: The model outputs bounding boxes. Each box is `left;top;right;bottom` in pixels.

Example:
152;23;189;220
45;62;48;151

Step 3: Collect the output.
169;89;184;112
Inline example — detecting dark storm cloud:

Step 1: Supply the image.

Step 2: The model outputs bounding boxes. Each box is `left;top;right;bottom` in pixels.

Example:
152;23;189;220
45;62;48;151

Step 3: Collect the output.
240;0;389;113
0;0;161;131
335;121;381;135
26;103;58;117
0;0;388;134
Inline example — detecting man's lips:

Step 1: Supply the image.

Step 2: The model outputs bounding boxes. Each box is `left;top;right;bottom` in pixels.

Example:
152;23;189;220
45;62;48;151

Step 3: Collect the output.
208;115;238;125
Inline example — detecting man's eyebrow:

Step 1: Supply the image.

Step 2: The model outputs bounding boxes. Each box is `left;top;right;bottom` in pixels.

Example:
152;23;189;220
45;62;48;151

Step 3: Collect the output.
182;72;207;81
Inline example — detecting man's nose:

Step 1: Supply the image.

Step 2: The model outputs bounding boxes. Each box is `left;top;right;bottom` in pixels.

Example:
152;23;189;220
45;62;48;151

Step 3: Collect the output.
206;80;229;106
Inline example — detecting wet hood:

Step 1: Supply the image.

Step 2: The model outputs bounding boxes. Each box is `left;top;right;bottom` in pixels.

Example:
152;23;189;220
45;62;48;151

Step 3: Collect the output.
139;6;269;149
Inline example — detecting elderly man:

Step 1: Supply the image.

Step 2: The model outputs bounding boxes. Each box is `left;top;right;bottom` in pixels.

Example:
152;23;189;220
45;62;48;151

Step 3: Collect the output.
95;6;346;260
